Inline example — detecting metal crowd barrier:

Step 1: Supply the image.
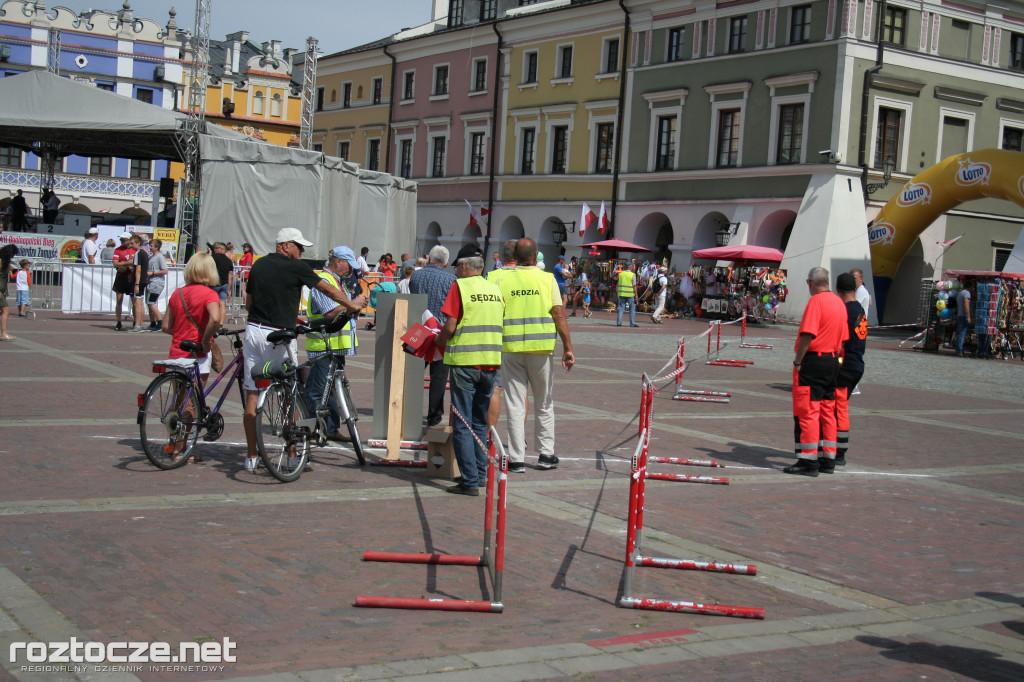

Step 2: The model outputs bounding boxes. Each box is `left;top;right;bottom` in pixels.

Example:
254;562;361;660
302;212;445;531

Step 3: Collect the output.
19;259;185;315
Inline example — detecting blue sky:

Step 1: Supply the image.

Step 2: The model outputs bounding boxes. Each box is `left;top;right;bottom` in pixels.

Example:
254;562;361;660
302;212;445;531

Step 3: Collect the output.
89;1;432;54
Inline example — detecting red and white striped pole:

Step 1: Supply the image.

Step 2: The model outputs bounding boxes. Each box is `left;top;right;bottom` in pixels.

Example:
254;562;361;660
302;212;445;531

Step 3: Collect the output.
637;556;757;575
647;472;729;485
619;597;764;619
675;338;685;386
648;456;724;468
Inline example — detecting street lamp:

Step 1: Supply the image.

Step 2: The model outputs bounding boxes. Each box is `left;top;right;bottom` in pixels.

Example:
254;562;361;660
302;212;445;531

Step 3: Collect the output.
551;218;576;244
715;220;740;247
866;154;895;194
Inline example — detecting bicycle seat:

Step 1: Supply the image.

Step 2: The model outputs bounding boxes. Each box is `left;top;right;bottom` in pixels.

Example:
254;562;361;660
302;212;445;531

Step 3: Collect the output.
267;329;296;345
179;340;203;354
153;358;197;371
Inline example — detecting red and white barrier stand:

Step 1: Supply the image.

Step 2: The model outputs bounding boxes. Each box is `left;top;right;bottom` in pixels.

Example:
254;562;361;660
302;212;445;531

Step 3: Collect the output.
366;439;429;467
739;314;774;350
366;439;429;450
672;333;731;404
355;425;508;613
706;319;754;367
619;374;764;619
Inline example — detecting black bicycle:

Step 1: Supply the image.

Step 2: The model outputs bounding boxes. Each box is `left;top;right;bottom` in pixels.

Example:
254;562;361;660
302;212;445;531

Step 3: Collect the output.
252;316;365;482
137;329;246;468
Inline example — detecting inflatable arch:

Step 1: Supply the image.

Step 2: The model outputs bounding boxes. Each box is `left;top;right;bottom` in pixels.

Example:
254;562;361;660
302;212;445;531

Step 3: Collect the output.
869;148;1024;313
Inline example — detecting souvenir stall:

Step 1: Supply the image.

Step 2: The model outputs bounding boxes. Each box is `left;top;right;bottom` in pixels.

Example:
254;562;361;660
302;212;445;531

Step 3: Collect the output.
690;246;788;321
576;239;652;310
929;271;1024;358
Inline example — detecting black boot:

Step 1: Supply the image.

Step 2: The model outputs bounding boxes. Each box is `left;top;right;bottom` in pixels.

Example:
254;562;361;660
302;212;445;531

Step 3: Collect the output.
783;459;819;477
817;457;835;474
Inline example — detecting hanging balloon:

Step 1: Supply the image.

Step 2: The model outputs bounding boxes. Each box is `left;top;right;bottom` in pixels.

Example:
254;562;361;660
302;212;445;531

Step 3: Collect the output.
762;294;770;303
939;307;952;319
936;300;946;310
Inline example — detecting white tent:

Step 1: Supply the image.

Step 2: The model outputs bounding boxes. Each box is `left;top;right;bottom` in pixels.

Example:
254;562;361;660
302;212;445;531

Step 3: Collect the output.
0;70;416;257
199;135;417;258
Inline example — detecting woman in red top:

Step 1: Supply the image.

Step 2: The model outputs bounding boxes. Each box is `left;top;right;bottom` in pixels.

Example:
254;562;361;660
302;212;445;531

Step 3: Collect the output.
162;252;223;378
376;253;397;279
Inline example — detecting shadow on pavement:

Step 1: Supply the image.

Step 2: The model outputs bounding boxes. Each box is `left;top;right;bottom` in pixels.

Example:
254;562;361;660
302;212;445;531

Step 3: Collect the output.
856;635;1024;681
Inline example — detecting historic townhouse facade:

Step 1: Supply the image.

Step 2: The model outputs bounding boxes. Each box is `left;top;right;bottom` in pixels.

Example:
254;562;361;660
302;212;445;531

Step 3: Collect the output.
0;1;304;220
203;32;303;150
318;0;1024;320
620;0;1024;320
314;43;393;169
494;1;623;266
0;1;183;216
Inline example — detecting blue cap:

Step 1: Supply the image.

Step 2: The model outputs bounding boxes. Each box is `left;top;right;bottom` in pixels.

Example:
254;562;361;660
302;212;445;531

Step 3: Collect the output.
331;245;361;270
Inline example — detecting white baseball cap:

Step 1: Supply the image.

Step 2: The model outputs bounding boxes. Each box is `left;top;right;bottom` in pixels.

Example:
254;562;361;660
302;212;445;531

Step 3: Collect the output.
87;227;99;235
119;231;133;239
276;227;313;248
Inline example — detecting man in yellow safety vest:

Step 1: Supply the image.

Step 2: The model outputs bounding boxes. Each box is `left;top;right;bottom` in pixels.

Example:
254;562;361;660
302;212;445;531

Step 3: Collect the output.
616;263;639;327
437;244;505;495
304;245;366;442
496;238;575;472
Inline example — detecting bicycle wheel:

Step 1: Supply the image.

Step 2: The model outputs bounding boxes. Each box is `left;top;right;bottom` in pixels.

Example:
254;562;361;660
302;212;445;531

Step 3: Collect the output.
139;373;201;469
256;381;310;482
339;378;365;466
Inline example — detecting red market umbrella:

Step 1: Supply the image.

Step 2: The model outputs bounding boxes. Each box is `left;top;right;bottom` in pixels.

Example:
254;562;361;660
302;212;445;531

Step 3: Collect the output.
581;238;650;252
691;245;784;263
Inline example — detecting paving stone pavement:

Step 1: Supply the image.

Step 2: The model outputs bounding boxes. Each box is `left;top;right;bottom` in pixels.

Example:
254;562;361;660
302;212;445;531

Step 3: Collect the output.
1;311;1023;681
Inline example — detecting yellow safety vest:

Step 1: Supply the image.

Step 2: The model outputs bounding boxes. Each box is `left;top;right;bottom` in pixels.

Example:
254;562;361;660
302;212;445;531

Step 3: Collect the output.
498;267;557;353
306;271;358;353
618;270;636;298
444;276;505;366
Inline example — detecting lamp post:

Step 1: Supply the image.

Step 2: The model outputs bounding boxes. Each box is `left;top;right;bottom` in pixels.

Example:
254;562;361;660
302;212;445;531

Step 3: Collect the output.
866;154;895;194
715;221;740;247
551;218;576;245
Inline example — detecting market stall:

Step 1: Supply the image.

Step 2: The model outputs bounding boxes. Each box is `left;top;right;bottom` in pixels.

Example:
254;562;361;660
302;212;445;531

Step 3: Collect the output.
924;270;1024;358
690;246;788;321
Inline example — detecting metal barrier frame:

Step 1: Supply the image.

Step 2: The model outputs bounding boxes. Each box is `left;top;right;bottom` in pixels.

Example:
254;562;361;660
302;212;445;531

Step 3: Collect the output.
355;426;509;613
618;374;765;619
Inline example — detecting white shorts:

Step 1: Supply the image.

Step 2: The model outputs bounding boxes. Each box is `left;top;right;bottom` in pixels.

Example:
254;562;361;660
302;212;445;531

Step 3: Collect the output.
243;323;297;391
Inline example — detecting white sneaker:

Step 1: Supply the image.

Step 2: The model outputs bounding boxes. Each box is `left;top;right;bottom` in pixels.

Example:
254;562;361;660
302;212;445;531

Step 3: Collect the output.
851;387;862;396
244;457;258;472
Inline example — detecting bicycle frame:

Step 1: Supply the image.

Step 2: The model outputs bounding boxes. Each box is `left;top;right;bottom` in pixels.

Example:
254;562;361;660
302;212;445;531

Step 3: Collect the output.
145;332;246;431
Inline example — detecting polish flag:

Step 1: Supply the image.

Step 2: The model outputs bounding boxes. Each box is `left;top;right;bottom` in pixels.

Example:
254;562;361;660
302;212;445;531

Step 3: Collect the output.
478;201;491;218
580;202;597;236
598;200;609;234
465;199;482;228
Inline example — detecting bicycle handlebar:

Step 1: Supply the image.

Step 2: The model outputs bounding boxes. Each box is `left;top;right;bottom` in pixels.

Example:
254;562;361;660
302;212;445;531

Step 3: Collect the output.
295;314;353;336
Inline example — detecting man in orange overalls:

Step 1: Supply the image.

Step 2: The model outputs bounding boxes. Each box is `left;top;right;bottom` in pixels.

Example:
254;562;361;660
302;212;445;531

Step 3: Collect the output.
785;267;848;477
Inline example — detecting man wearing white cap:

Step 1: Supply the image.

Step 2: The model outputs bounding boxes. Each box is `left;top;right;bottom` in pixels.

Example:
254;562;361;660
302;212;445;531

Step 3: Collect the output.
80;227;100;265
241;228;367;473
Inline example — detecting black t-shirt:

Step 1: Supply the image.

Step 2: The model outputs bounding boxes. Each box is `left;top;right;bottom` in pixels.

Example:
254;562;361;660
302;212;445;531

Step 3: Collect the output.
247;252;322;329
843;300;867;372
212;252;234;286
134;248;150;288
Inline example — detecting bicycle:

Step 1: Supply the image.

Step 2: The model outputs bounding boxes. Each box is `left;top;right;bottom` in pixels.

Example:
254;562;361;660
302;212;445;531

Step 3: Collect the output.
136;329;246;469
252;315;365;482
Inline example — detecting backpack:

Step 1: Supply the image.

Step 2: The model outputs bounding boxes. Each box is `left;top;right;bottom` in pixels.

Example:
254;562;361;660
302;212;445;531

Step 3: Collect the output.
652;276;665;294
